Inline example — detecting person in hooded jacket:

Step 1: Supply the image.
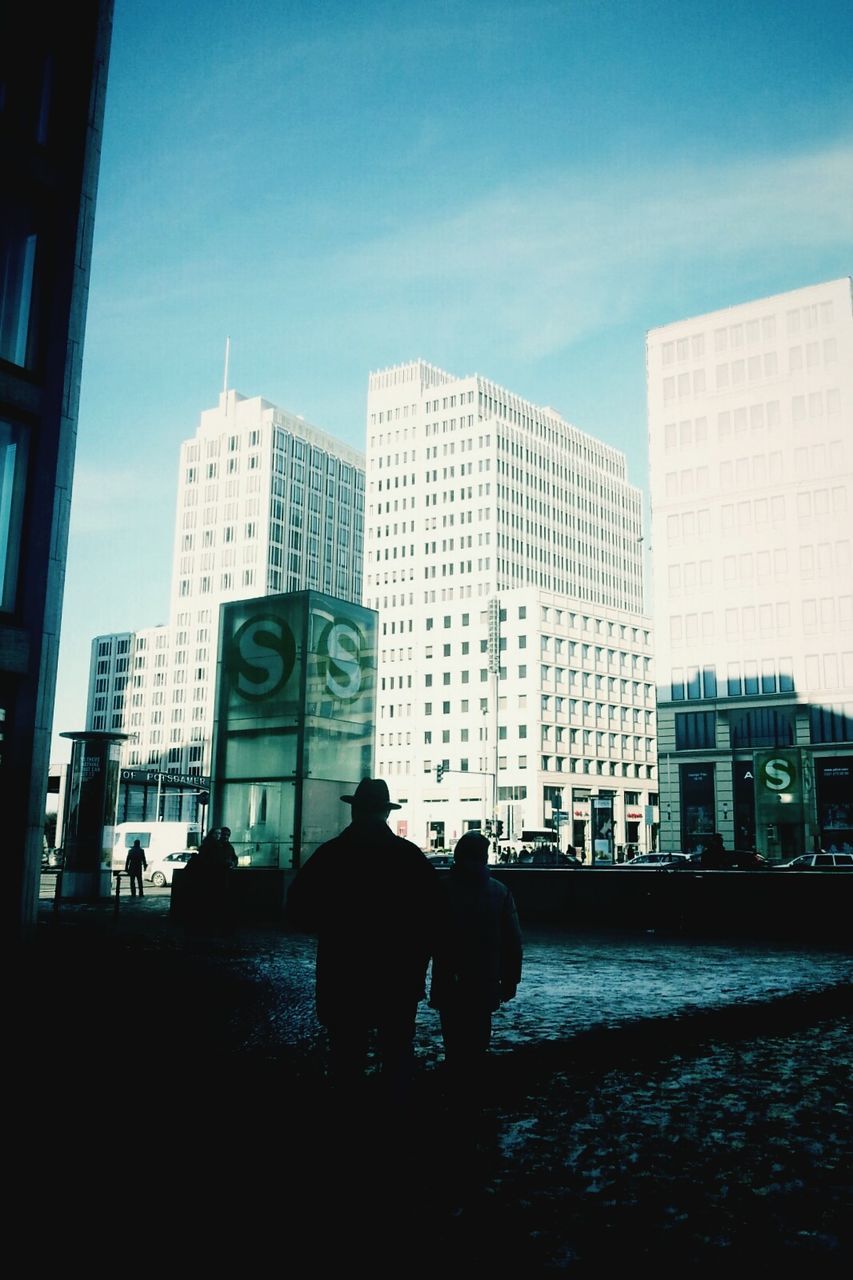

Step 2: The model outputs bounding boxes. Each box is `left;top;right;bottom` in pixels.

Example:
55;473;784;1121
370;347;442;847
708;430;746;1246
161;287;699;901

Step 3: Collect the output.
429;831;522;1095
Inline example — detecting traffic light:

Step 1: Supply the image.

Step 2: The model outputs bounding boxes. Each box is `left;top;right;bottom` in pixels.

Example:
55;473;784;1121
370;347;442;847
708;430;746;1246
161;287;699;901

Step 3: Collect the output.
495;819;504;838
435;763;444;783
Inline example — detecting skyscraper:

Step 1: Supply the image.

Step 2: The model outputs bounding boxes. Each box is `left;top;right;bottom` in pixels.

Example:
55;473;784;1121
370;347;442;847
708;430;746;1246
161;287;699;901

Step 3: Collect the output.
364;360;656;859
86;389;365;820
647;278;853;860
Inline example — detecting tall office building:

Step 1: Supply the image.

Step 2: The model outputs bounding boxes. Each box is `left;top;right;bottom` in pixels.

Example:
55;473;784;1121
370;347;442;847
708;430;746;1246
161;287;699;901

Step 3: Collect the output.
647;278;853;860
365;360;656;858
86;389;365;818
2;2;113;929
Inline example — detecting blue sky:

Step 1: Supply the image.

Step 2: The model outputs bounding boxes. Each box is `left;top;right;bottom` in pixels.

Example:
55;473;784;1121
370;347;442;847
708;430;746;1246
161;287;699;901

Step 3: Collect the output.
51;0;853;757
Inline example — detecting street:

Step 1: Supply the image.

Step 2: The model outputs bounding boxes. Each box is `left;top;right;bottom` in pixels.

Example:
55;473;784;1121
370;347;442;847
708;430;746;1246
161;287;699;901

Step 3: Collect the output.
39;873;172;903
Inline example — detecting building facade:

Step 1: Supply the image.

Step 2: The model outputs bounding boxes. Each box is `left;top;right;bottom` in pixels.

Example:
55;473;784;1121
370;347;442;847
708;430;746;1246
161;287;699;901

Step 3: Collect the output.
2;2;113;929
365;360;656;858
86;389;365;817
647;278;853;860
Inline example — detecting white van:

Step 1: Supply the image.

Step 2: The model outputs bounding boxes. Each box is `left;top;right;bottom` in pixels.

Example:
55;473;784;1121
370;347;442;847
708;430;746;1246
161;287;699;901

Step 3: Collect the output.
112;821;201;871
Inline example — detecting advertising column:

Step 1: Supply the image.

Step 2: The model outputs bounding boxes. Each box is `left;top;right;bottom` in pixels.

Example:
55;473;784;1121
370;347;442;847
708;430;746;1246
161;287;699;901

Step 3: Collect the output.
815;757;852;853
571;792;590;861
59;731;127;900
679;763;715;854
591;792;614;863
623;798;644;855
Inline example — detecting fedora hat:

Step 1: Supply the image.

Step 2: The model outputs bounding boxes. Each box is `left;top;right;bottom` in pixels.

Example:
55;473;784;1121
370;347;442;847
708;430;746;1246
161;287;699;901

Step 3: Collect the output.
340;778;401;811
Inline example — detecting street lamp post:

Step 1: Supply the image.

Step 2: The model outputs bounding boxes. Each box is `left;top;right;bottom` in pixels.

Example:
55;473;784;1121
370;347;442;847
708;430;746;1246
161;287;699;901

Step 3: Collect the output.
487;597;501;862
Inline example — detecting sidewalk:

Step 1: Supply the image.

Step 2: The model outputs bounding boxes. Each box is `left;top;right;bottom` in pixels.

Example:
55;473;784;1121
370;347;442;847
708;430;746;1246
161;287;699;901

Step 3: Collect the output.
13;896;853;1272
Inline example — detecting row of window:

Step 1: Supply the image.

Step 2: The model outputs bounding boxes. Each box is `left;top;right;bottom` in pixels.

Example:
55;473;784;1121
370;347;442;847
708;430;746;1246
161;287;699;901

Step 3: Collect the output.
663;441;845;498
670;661;794;701
661;336;840;403
670;652;853;700
662;388;841;454
375;756;653;780
667;599;845;643
669;543;851;593
664;487;848;542
674;703;852;751
542;705;654;730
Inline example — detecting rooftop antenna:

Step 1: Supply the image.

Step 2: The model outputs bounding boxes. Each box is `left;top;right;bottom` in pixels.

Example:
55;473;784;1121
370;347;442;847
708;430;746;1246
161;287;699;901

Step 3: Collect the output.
223;336;231;395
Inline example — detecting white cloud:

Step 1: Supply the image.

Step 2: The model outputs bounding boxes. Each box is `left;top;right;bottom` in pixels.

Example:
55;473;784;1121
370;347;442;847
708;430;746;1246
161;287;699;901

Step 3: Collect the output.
320;138;853;362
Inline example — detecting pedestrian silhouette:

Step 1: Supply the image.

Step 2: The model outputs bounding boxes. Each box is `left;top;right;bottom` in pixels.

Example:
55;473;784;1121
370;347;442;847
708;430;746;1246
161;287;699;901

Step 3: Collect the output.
125;839;147;897
184;828;230;927
429;831;522;1104
285;777;442;1107
220;826;238;870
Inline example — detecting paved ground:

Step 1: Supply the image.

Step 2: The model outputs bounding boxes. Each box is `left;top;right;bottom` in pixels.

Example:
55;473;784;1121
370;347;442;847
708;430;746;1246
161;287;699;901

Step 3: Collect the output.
13;896;852;1273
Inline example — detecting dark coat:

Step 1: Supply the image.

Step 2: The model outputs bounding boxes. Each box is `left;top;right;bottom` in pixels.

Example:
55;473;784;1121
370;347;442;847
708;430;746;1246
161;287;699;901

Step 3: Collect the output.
193;832;228;873
285;819;442;1027
429;864;522;1013
125;844;147;874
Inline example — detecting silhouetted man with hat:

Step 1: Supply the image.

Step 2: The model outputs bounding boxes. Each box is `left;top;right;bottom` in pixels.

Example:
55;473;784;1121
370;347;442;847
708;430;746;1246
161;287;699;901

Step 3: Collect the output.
285;777;441;1106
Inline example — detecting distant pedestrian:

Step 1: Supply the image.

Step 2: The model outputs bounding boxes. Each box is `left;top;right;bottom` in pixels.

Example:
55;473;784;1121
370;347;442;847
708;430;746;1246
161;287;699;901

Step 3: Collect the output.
429;831;522;1102
285;777;443;1106
125;839;147;897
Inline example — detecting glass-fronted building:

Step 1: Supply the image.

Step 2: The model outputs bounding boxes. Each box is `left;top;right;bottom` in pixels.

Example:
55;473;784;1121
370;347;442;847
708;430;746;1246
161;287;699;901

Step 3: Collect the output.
211;589;377;869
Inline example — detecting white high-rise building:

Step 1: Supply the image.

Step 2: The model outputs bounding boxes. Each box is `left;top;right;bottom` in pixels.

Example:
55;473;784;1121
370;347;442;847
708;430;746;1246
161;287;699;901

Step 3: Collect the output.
647;278;853;860
364;360;656;859
86;390;365;815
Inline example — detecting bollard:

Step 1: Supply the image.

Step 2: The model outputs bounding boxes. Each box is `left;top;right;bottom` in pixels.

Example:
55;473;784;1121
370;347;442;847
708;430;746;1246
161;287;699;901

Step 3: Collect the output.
113;870;124;918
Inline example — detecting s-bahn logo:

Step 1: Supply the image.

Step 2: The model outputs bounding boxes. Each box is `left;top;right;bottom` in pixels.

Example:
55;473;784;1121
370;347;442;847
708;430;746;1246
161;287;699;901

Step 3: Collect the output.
759;753;798;793
228;614;296;702
316;616;366;701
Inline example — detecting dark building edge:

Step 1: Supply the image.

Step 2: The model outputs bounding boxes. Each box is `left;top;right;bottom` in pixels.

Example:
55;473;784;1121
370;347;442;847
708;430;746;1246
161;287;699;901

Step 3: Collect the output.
1;3;114;934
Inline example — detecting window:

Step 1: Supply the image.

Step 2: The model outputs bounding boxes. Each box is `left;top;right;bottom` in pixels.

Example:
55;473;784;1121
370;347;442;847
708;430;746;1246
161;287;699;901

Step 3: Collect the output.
809;705;853;743
0;418;30;611
675;712;716;750
0;203;38;367
731;707;795;748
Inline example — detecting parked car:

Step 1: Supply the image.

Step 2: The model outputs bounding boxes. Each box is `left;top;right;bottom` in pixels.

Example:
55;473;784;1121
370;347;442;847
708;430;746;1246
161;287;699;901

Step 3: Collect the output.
774;852;853;871
621;852;690;868
144;849;195;887
678;849;768;870
426;854;454;868
517;849;581;867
